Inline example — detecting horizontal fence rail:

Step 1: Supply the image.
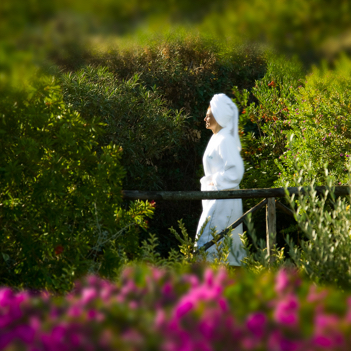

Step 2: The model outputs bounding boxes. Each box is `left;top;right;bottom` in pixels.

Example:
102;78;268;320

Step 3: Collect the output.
122;186;350;262
122;186;350;201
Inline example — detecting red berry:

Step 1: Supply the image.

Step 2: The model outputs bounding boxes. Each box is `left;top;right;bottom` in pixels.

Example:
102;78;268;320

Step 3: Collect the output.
54;245;64;256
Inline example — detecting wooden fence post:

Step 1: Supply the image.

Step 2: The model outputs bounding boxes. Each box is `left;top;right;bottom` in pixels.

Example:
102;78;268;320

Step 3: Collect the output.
266;197;276;261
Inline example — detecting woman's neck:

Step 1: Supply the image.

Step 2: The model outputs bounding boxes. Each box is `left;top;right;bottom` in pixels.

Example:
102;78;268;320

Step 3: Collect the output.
212;125;223;134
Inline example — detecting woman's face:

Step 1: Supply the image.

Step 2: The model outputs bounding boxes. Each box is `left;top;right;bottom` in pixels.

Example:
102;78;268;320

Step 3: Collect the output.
204;106;220;132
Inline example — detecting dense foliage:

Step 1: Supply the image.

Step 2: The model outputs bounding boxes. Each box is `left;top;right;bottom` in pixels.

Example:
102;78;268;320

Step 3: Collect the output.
2;265;351;351
236;54;351;189
0;71;154;292
61;66;187;191
276;56;351;187
285;180;351;290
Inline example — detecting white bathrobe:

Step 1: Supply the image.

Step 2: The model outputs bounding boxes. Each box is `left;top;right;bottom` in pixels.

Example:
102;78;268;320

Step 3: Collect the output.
195;127;246;266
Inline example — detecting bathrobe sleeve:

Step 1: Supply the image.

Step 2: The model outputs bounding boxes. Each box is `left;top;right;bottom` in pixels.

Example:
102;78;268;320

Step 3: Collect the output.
211;135;244;190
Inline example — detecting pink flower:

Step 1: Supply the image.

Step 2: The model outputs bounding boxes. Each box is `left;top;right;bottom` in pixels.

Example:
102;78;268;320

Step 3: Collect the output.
313;335;332;347
0;288;13;307
87;309;104;321
315;313;339;332
182;274;200;288
152;267;164;281
86;275;101;286
81;287;98;304
218;297;229;312
275;269;300;296
0;289;24;328
67;305;82;317
279;338;301;351
313;312;344;347
155;309;166;328
275;269;290;294
313;333;344;348
268;330;301;351
41;324;67;347
176;301;193;318
274;295;299;326
162;282;173;296
0;325;35;349
120;279;137;295
306;285;328;303
100;285;116;302
246;312;266;338
198;319;216;340
204;268;214;287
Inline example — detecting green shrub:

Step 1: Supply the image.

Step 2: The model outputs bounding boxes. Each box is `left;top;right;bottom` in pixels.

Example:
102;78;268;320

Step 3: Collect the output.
0;71;154;293
237;54;351;190
283;163;351;290
275;55;351;188
61;65;187;190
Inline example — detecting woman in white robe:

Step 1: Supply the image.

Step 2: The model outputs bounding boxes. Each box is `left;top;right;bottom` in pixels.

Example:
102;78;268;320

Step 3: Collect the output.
195;93;246;266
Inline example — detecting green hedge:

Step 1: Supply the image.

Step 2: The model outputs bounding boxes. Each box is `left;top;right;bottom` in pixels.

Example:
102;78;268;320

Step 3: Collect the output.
61;66;187;191
0;69;154;292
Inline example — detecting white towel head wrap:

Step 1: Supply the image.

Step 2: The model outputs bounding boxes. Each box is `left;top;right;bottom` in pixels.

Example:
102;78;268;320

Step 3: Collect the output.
210;93;241;151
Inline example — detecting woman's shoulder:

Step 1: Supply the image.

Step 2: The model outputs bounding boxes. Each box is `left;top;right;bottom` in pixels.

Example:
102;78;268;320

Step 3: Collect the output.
216;130;241;157
216;129;235;144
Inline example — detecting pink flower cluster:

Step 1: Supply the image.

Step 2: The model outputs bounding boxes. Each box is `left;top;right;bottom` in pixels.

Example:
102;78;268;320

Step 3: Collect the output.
1;267;351;351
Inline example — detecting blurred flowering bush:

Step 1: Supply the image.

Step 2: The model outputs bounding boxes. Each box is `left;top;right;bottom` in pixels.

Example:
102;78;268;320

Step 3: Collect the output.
2;265;351;350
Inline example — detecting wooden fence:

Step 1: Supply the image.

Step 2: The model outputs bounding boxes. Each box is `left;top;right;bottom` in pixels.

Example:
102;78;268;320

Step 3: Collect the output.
123;186;350;258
